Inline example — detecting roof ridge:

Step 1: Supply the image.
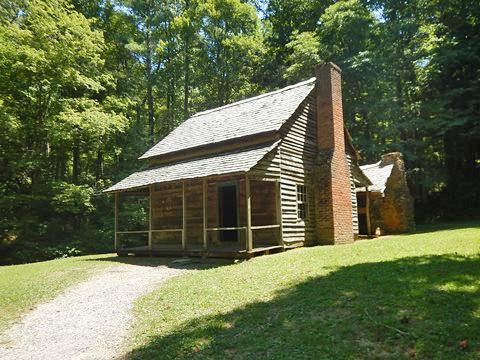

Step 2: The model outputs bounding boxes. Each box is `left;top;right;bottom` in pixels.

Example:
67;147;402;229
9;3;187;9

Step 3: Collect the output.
191;77;316;118
360;161;381;170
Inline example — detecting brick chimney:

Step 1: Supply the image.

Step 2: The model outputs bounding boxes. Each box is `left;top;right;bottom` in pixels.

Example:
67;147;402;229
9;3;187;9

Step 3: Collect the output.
314;63;354;244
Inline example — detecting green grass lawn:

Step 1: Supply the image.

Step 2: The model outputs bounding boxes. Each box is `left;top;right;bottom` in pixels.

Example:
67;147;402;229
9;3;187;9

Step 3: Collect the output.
129;222;480;359
0;254;121;331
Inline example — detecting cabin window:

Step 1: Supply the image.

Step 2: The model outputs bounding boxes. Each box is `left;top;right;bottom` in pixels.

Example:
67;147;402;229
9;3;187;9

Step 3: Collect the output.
296;184;308;220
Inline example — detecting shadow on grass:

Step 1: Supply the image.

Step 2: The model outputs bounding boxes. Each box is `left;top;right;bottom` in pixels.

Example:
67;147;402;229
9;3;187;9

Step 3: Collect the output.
414;220;480;234
126;254;480;359
83;254;236;271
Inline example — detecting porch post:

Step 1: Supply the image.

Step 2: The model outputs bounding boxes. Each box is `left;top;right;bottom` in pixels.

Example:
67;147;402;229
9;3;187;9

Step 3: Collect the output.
275;181;283;245
366;186;372;236
182;181;186;250
202;179;207;250
148;185;153;251
114;192;119;251
245;174;253;252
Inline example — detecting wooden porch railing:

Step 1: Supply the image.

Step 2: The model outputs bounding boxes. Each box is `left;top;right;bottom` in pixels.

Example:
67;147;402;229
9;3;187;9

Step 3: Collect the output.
114;175;284;254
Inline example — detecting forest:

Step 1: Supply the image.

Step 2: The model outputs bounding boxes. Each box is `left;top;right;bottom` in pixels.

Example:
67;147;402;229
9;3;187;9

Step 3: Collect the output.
0;0;479;264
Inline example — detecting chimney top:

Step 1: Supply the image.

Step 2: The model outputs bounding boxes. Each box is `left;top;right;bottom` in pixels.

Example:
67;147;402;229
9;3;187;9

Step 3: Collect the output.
315;62;342;79
380;152;403;165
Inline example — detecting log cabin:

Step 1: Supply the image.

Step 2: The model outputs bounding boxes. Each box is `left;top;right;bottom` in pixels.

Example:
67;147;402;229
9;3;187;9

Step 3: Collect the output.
105;63;372;258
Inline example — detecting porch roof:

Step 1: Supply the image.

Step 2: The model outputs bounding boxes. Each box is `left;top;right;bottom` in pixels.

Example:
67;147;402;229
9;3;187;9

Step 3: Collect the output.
104;141;279;193
139;78;315;159
356;161;394;193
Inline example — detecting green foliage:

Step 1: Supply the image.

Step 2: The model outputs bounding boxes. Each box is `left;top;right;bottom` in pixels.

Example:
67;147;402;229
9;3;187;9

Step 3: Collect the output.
51;183;95;215
0;0;479;264
284;31;320;81
278;0;479;218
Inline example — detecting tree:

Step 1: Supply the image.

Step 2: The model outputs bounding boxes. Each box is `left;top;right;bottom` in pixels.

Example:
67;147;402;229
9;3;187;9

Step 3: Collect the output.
122;0;163;146
0;0;127;261
197;0;265;108
416;0;480;206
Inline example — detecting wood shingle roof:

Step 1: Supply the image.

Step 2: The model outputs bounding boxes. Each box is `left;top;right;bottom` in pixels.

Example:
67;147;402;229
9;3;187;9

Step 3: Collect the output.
357;161;394;193
139;78;316;159
105;141;279;192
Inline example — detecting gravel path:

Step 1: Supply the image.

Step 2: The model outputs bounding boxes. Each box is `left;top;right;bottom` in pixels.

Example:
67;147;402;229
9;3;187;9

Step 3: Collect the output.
0;262;186;360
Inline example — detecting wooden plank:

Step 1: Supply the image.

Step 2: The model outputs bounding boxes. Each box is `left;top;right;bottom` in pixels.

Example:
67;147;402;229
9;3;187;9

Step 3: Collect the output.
251;224;280;230
247;176;280;182
151;229;183;232
148;132;280;167
114;189;149;196
366;186;372;236
116;230;149;234
245;174;252;251
207;226;247;231
182;181;186;250
114;192;119;251
148;185;152;251
276;180;284;245
203;178;207;250
247;245;283;254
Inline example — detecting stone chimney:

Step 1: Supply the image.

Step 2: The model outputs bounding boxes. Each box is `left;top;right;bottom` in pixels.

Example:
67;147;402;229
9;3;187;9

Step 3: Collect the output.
380;152;416;233
314;63;354;245
380;152;403;166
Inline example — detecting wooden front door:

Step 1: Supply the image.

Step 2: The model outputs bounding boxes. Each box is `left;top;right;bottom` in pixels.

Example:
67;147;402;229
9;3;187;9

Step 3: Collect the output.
218;183;239;242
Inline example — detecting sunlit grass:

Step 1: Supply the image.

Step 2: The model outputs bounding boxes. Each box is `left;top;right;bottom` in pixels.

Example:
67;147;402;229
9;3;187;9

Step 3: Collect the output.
129;222;480;359
0;254;120;331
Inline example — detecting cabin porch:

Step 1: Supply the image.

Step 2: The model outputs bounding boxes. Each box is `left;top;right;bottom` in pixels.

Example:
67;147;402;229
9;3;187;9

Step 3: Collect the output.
114;173;283;258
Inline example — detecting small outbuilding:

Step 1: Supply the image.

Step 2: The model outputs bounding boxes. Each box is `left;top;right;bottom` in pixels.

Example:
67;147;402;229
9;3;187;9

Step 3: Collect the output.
356;152;415;236
105;63;371;258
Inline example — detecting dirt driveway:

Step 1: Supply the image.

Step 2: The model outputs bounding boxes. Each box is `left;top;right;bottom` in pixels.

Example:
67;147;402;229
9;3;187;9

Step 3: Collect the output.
0;261;186;360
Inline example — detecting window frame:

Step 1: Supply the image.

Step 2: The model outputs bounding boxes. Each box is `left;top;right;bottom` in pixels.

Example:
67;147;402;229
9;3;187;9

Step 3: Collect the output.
296;184;308;221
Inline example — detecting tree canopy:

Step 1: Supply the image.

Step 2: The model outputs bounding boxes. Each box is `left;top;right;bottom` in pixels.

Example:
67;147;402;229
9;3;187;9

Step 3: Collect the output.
0;0;478;264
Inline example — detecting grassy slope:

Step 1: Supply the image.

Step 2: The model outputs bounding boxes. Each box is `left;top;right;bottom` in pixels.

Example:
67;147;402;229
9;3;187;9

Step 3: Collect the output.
0;254;120;331
130;222;480;359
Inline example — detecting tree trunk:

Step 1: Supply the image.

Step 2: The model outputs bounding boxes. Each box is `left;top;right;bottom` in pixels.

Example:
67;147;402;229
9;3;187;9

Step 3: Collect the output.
72;136;81;184
183;32;190;120
443;130;458;195
95;149;104;181
146;32;155;146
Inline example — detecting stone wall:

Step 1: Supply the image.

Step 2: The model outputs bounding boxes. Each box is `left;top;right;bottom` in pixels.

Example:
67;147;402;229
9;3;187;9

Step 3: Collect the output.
366;152;415;235
381;153;415;233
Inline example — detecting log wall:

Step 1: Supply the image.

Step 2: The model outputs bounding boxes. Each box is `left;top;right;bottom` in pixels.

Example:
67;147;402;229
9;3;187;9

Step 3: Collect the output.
346;152;359;236
278;93;318;247
148;174;279;250
251;91;318;247
250;89;361;247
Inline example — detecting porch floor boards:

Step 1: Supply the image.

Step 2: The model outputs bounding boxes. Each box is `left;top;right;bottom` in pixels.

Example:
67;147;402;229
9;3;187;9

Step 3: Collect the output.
116;244;284;259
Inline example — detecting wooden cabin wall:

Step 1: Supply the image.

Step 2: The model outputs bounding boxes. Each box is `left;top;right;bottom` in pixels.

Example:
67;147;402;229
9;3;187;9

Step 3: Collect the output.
250;180;277;226
346;151;360;237
184;180;204;247
151;183;183;247
279;93;317;247
205;175;246;245
151;183;182;230
150;175;249;249
248;148;281;180
251;92;318;248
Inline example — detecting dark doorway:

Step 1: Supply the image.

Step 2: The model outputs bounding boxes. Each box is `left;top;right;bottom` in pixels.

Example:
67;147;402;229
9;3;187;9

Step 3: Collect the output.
356;192;368;235
218;183;239;242
358;213;368;235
